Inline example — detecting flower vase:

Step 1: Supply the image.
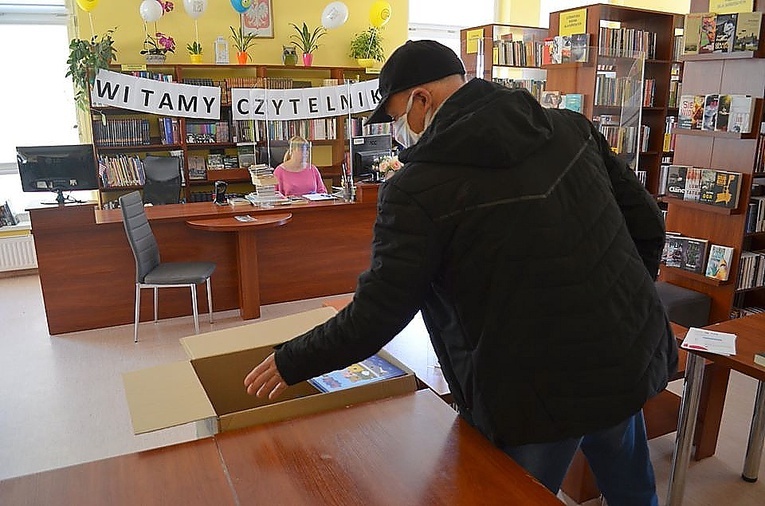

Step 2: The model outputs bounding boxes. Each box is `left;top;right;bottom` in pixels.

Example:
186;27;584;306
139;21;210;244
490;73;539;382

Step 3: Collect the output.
145;54;166;64
236;51;249;65
302;53;314;67
190;54;203;64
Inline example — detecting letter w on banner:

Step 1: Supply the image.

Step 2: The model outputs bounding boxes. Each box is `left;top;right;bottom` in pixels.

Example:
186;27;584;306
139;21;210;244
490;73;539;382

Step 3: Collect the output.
231;79;380;121
93;70;221;119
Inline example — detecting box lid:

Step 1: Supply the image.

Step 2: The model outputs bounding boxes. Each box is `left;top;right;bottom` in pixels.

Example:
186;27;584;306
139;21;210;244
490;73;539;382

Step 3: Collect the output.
180;306;337;359
123;361;216;434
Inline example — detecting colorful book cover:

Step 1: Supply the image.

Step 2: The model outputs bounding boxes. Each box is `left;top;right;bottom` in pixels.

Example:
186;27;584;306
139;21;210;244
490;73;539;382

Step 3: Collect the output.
733;12;762;52
540;90;562;109
681;237;709;274
714;13;738;53
307;354;407;393
677;95;696;129
699;168;719;204
666;165;689;199
684;167;702;202
562;93;584;113
728;95;755;133
691;95;705;130
664;234;685;268
712;171;742;209
699;14;717;53
715;94;732;132
570;33;589;63
701;94;720;131
558;35;572;63
542;38;554;65
683;13;705;55
705;244;734;281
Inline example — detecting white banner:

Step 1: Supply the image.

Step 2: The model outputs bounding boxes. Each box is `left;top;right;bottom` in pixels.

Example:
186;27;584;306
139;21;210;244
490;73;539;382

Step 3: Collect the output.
231;79;381;121
92;70;221;119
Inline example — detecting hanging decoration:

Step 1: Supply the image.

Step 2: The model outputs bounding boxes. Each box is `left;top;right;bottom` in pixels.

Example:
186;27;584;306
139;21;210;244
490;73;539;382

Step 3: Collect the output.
75;0;100;12
369;1;392;28
183;0;208;19
139;0;163;23
230;0;252;14
321;2;349;30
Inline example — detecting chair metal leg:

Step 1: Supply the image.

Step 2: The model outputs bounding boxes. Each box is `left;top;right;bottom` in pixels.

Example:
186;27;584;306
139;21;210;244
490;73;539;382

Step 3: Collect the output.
206;277;214;324
742;380;765;482
134;284;141;343
190;285;200;334
153;287;158;323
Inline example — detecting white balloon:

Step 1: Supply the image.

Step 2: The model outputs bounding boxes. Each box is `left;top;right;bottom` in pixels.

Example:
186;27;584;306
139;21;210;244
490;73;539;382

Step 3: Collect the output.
183;0;207;19
139;0;163;23
321;1;349;30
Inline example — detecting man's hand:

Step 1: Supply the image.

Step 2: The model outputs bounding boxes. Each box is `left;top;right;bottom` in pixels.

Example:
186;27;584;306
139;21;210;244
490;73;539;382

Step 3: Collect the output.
244;353;288;400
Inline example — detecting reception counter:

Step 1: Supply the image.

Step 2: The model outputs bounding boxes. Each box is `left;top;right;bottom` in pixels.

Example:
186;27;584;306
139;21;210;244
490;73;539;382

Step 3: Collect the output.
30;200;377;335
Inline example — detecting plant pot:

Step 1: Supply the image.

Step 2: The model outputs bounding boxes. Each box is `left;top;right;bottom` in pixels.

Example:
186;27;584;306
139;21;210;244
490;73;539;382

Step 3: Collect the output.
145;54;166;64
236;51;249;65
190;54;203;64
356;58;376;68
302;53;314;67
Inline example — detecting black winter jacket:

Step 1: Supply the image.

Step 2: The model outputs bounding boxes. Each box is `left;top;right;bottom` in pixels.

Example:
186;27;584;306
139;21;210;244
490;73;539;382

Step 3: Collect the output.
275;78;678;446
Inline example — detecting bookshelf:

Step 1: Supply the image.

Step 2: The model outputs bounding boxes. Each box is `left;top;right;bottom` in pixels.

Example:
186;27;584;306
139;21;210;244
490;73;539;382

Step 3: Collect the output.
459;24;549;101
546;4;677;195
661;0;765;322
89;63;382;208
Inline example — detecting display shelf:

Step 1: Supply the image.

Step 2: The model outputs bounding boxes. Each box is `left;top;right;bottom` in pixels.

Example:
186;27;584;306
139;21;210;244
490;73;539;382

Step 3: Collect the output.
659;196;739;215
661;266;728;286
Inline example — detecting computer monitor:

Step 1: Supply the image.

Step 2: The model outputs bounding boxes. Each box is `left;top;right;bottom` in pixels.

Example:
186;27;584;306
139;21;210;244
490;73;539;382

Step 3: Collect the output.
349;134;392;179
16;144;99;205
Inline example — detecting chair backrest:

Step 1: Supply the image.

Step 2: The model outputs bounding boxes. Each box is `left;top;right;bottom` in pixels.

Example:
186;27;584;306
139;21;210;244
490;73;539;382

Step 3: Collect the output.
119;191;160;283
257;142;290;169
143;155;181;205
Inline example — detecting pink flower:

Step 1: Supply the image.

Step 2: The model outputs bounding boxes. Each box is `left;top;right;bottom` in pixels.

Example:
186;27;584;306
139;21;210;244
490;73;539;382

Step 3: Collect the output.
156;32;176;52
158;0;174;13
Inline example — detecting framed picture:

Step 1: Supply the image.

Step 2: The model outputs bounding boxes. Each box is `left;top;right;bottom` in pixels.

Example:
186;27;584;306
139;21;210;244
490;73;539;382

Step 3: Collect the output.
241;0;274;38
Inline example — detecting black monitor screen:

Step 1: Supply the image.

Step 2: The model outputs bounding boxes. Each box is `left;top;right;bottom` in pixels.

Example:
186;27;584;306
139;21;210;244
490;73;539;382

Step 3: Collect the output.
350;134;392;179
16;144;99;195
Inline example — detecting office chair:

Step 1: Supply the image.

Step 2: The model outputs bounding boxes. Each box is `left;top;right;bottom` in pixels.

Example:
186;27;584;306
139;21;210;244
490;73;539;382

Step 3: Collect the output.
119;191;215;342
143;155;182;205
257;142;290;169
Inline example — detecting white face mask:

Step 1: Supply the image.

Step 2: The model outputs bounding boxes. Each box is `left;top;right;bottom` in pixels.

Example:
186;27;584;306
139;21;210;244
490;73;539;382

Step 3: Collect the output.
392;92;433;148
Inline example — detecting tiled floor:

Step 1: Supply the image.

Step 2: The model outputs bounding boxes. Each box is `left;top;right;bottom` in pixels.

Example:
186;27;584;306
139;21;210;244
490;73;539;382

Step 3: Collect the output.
1;273;763;505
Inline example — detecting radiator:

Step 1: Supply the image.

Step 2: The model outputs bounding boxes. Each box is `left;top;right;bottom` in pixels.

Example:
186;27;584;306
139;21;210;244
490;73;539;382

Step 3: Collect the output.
0;235;37;272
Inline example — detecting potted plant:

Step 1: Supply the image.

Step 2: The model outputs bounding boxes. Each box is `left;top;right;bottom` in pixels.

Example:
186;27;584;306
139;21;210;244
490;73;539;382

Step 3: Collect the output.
186;41;203;64
289;22;327;67
349;27;385;68
141;32;175;64
230;26;256;65
66;28;118;111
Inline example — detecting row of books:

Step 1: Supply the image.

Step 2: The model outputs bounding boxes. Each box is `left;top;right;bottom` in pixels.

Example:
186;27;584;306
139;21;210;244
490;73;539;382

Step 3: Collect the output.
185;120;230;144
494;36;545;67
158;117;181;145
97;154;146;188
183;77;300;106
593;115;640;155
594;74;642;107
663;117;677;153
661;165;742;209
597;26;657;59
683;12;762;55
205;153;239;171
232;118;338;143
663;233;734;281
347;117;392;138
642;78;656;107
751;128;765;173
492;79;547;102
93;118;151;147
542;34;589;65
677;94;755;133
127;70;173;82
0;201;17;227
731;306;765;318
745;196;765;233
738;250;765;290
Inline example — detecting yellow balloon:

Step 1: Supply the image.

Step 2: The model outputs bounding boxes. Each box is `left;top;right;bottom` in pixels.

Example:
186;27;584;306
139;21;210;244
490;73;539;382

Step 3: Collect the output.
369;1;392;28
76;0;100;12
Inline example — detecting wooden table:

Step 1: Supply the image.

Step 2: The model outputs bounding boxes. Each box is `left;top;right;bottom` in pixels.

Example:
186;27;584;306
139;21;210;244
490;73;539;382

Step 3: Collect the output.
187;213;292;320
667;313;765;505
0;391;560;505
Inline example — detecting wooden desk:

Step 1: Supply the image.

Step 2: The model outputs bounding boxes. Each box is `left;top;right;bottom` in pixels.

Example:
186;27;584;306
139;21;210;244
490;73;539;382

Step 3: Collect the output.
668;313;765;505
216;390;560;505
187;213;292;320
0;438;236;505
0;391;559;505
30;201;377;334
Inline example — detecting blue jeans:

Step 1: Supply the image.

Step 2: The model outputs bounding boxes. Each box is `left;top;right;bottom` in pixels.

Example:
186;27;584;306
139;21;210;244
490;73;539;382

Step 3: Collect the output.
500;410;659;506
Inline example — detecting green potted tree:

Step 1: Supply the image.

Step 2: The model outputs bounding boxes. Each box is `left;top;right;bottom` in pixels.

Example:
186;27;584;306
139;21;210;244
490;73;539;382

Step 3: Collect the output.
66;29;118;111
349;27;385;68
230;26;256;65
186;41;203;64
289;22;327;67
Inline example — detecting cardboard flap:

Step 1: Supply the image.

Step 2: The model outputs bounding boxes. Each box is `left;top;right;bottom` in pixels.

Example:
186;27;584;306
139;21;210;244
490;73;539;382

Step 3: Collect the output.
180;306;338;359
122;361;216;434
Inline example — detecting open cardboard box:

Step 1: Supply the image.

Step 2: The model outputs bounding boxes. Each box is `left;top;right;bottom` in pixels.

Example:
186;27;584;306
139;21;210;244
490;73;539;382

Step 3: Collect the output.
122;307;417;436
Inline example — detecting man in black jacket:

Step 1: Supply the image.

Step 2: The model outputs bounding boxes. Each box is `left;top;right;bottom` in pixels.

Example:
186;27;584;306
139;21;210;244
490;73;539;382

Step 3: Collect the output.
245;40;677;505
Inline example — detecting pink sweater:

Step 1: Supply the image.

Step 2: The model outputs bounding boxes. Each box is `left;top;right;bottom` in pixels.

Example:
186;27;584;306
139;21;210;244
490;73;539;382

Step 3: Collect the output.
273;165;327;196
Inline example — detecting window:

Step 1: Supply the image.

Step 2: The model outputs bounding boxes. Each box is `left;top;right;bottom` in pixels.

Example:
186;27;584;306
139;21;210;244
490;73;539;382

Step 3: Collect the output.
408;0;494;57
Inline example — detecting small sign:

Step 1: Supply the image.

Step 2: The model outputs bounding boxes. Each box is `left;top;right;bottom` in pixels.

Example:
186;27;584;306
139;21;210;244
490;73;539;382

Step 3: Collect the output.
465;28;483;54
560;8;587;37
709;0;754;14
120;64;147;71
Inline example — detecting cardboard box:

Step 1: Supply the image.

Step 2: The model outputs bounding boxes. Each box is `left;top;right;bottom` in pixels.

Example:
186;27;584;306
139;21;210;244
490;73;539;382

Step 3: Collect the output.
122;308;417;436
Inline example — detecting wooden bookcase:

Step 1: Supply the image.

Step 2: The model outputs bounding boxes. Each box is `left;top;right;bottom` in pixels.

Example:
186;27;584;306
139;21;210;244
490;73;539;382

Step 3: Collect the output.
546;4;676;195
459;24;549;100
661;0;765;322
88;63;378;208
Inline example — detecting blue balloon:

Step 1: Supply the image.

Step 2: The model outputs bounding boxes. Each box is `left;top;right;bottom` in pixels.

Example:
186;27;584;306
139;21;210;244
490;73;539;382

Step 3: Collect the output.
230;0;250;14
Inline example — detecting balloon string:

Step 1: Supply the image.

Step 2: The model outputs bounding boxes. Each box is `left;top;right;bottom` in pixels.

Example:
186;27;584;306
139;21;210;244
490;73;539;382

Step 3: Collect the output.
88;12;94;38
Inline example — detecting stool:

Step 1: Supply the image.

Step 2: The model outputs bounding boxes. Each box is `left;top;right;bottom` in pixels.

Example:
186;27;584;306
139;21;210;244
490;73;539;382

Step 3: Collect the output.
654;281;712;328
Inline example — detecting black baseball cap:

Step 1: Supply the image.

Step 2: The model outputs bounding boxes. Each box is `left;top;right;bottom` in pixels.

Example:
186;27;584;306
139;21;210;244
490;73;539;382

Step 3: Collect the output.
365;40;466;125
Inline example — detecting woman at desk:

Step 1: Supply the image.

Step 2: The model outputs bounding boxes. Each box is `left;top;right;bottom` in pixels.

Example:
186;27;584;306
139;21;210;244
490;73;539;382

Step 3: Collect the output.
273;136;327;197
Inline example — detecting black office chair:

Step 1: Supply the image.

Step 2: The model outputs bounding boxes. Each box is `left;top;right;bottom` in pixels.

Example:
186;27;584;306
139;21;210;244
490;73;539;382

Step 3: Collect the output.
257;142;290;169
143;155;181;205
119;191;215;342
